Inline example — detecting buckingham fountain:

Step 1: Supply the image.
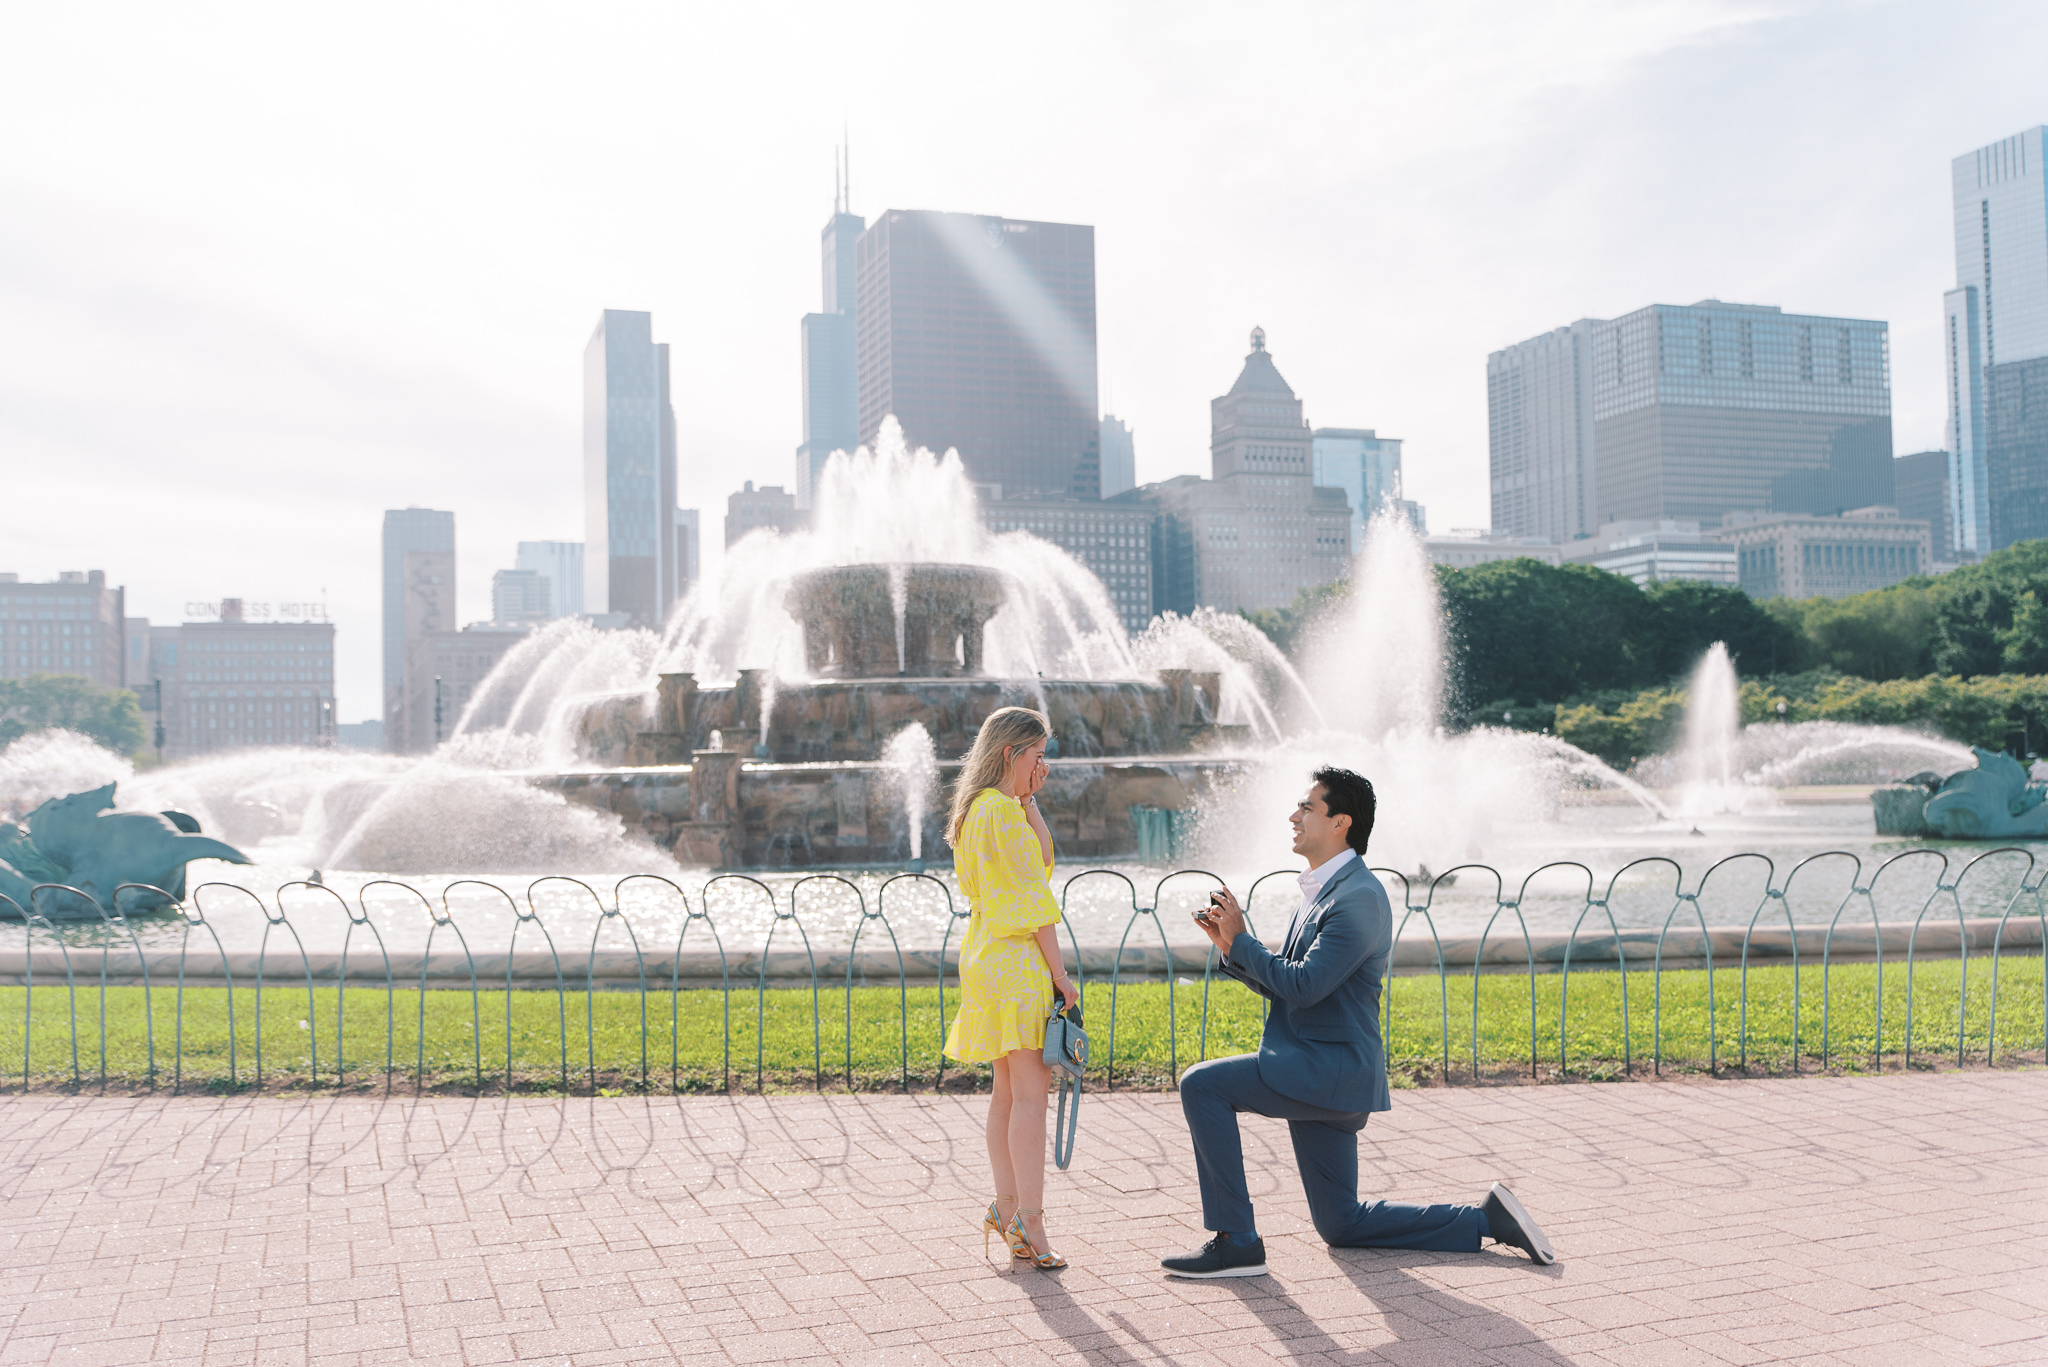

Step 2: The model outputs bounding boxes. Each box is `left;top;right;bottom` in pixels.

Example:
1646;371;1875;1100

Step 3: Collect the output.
541;556;1238;868
0;419;2020;935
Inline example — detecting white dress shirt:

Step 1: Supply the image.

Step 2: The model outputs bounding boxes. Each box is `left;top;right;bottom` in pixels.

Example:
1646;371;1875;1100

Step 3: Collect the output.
1287;847;1359;948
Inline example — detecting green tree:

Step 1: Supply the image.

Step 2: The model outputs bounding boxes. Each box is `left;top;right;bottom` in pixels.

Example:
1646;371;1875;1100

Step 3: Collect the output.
1437;559;1651;708
1238;579;1352;657
1639;578;1801;679
1781;581;1941;680
0;675;147;755
1930;540;2048;676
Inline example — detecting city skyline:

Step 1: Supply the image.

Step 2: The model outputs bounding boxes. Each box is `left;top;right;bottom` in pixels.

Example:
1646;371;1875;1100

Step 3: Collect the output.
4;6;2047;719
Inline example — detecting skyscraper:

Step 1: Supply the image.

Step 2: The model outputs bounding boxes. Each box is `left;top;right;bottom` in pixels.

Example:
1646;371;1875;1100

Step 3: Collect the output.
491;570;551;624
1893;450;1957;565
1488;320;1599;542
584;309;679;628
673;509;700;598
1947;126;2048;550
514;541;584;619
1312;428;1418;552
1489;301;1892;534
797;181;864;509
1099;416;1136;498
381;507;453;744
854;210;1099;499
398;548;455;753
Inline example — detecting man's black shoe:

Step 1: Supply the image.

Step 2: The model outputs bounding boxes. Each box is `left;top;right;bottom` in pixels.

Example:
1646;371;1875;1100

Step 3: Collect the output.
1480;1182;1556;1265
1161;1232;1268;1278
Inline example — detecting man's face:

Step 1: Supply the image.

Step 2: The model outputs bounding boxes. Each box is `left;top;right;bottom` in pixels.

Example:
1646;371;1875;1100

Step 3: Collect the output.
1289;784;1349;858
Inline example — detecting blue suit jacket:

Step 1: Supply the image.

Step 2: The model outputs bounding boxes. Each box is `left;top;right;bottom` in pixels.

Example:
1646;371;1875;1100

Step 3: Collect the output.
1219;856;1393;1115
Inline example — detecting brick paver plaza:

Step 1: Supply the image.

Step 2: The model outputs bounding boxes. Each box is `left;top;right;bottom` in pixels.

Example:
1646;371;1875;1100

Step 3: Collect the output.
1;1071;2043;1365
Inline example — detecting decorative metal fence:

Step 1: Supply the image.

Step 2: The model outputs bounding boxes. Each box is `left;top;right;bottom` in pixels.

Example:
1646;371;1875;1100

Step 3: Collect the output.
2;846;2044;1095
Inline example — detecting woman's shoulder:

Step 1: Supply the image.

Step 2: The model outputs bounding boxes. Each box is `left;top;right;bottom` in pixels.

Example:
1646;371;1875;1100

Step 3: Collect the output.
964;788;1024;837
968;786;1014;814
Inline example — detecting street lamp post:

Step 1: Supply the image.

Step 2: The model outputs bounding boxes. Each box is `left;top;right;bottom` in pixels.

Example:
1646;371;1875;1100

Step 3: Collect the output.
147;676;165;762
434;675;444;745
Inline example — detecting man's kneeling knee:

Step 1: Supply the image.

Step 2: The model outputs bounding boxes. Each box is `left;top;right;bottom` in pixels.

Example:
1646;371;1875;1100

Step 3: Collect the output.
1179;1057;1228;1098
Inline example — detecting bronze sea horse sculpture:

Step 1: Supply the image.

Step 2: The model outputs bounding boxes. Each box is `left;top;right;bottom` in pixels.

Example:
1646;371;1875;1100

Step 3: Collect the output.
0;783;252;918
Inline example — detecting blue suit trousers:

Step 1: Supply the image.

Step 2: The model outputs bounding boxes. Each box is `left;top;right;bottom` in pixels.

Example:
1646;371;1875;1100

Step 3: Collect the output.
1180;1055;1486;1251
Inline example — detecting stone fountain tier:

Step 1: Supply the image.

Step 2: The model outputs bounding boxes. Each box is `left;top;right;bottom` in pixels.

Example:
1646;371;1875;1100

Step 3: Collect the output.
538;755;1234;869
785;563;1008;678
602;669;1239;767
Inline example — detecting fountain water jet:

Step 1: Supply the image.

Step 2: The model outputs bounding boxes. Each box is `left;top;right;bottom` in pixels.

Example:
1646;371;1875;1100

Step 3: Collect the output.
881;723;940;864
1675;642;1750;816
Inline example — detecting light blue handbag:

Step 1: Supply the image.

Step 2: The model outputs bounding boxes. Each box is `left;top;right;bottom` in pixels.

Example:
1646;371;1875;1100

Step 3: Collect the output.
1042;999;1088;1170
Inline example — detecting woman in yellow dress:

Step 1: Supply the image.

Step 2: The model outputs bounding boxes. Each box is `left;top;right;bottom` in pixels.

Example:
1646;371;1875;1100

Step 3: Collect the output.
942;705;1075;1269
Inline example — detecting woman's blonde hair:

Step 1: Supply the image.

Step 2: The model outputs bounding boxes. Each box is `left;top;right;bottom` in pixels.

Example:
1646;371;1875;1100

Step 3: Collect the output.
944;706;1051;848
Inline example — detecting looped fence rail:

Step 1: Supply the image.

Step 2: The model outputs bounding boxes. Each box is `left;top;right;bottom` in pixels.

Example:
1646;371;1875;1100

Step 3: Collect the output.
0;848;2041;1094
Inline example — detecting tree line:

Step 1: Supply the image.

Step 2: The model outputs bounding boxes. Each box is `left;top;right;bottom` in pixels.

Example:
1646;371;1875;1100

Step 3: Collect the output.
0;676;147;757
1241;539;2048;764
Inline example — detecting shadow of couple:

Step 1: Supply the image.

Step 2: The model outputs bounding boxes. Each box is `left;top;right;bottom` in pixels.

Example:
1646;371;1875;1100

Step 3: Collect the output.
1023;1249;1574;1365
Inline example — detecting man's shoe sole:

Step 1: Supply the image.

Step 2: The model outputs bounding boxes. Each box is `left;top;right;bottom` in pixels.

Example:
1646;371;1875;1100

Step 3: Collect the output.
1486;1183;1556;1265
1163;1262;1268;1278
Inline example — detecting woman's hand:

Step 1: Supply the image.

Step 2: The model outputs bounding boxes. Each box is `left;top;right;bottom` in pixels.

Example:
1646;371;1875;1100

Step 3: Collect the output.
1052;975;1080;1022
1025;755;1049;799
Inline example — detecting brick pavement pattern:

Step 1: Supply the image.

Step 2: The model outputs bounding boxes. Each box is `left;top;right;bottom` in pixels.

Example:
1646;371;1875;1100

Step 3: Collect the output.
0;1072;2043;1366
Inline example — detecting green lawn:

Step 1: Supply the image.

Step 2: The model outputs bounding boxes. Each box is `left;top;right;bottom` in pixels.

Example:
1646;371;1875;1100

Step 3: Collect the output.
0;958;2040;1093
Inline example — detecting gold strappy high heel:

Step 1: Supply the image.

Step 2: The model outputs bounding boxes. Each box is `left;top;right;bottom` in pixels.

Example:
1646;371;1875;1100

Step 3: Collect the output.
1008;1208;1067;1269
983;1196;1030;1259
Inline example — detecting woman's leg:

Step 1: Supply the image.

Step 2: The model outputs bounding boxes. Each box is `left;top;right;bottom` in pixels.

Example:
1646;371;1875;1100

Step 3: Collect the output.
987;1055;1017;1224
1005;1046;1056;1254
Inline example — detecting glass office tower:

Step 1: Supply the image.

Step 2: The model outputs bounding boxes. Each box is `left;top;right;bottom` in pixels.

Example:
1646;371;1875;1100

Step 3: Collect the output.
1949;126;2048;549
1312;427;1414;552
797;207;864;508
381;507;453;742
1100;415;1136;498
854;210;1099;499
1488;319;1599;541
583;310;679;628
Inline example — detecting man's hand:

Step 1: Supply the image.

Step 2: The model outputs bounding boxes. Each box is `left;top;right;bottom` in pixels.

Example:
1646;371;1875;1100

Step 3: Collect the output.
1194;887;1247;959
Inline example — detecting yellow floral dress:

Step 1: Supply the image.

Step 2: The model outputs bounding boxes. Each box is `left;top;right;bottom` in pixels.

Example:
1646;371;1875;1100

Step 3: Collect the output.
943;788;1064;1062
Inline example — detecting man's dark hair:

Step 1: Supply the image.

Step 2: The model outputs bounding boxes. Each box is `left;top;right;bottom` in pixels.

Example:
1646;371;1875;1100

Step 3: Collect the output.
1311;767;1376;854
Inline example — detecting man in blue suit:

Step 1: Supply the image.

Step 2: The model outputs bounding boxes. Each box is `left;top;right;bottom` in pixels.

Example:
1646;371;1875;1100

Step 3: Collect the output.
1162;767;1556;1278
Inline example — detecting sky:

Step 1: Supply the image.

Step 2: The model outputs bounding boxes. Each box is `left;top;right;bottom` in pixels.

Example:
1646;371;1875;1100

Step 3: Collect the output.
3;0;2045;723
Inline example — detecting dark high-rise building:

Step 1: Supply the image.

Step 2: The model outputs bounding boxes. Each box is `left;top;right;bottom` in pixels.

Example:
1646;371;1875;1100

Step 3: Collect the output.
854;210;1099;499
797;198;864;509
1988;356;2048;546
1490;301;1892;534
584;309;679;629
381;507;453;745
1892;450;1957;564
